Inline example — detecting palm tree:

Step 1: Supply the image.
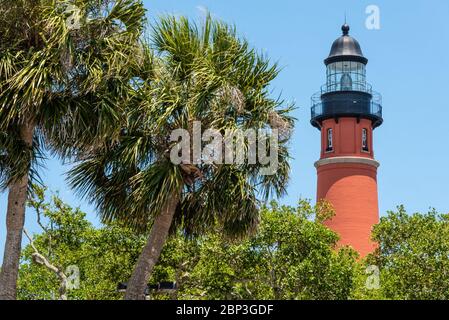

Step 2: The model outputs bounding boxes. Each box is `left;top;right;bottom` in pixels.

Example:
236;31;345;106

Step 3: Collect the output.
69;15;294;300
0;0;146;299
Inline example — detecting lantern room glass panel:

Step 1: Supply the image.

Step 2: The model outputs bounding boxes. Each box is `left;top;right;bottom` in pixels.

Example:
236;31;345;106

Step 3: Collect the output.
326;61;366;93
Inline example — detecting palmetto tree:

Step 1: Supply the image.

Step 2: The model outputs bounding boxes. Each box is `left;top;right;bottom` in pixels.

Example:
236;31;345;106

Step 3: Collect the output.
69;15;294;299
0;0;146;299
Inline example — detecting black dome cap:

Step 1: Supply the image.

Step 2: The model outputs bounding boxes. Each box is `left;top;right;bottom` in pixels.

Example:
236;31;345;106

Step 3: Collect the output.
324;24;368;65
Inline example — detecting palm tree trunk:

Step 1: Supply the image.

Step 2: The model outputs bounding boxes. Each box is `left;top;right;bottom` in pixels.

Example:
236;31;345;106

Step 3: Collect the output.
0;122;34;300
124;192;180;300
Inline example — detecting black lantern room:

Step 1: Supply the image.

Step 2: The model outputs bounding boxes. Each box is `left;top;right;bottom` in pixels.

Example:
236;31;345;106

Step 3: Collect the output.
311;24;383;129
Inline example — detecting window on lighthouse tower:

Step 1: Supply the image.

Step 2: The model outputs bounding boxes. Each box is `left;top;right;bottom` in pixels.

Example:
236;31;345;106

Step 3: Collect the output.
326;128;333;152
362;128;369;152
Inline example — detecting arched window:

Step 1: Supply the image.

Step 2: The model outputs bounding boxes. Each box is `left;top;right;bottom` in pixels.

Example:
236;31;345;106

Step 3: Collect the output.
326;128;333;152
362;128;369;152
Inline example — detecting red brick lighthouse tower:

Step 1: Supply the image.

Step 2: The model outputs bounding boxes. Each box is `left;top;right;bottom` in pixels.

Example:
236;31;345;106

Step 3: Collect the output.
311;24;383;256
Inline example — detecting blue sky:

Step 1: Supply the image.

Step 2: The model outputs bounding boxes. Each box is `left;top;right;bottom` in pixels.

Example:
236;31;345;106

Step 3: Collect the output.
2;0;449;260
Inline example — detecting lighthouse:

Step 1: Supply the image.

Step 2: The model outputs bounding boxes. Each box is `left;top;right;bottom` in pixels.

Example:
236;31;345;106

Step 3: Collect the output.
311;24;383;256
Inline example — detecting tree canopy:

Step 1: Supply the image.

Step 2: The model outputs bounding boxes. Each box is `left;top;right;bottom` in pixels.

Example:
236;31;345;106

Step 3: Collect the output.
18;187;449;300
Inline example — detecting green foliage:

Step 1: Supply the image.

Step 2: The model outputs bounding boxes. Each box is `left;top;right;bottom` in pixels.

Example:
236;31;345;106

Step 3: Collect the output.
18;189;359;300
152;200;358;300
20;188;449;300
361;206;449;300
0;1;147;297
68;14;295;239
18;186;146;300
0;0;147;186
